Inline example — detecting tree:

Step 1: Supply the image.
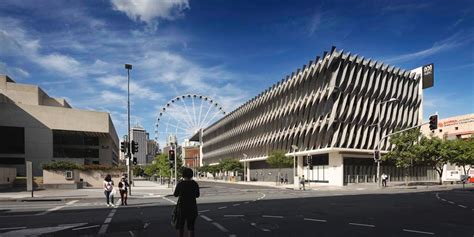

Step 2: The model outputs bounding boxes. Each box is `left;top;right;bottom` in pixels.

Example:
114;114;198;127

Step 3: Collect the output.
448;137;474;175
383;129;421;185
415;136;447;184
133;166;145;177
266;150;292;183
220;159;243;174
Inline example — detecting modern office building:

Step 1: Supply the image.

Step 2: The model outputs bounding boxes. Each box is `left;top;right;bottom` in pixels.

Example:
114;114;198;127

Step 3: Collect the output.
0;75;119;176
196;47;435;186
146;136;158;163
131;125;147;165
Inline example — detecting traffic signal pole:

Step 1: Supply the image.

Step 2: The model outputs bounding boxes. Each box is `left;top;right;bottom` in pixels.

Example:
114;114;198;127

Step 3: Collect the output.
125;64;132;196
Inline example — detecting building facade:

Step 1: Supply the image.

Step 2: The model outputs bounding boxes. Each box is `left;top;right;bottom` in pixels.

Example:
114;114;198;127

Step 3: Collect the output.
421;113;474;140
131;125;147;165
0;75;119;176
199;48;432;186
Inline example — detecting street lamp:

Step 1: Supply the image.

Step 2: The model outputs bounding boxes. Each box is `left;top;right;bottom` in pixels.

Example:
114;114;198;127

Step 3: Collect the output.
243;153;248;182
125;63;132;195
375;97;398;187
291;145;298;184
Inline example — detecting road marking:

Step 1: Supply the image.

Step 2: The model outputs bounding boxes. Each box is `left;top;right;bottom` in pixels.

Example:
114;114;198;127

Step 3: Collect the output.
98;199;120;235
304;218;327;222
448;201;455;204
403;229;434;235
143;222;150;229
161;196;177;204
257;192;266;200
218;206;228;209
200;215;213;222
262;215;283;219
198;209;210;213
349;222;375;228
229;235;236;237
233;204;240;206
250;222;270;232
72;225;100;231
36;200;79;216
0;227;26;231
441;199;446;201
244;201;249;204
129;230;136;237
212;222;228;232
458;205;467;208
224;215;244;217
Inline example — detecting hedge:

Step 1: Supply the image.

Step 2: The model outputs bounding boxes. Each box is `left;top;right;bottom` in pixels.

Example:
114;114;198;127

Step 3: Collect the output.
42;161;126;172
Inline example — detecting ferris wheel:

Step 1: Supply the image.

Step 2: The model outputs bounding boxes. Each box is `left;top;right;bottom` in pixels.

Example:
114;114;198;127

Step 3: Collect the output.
155;94;226;145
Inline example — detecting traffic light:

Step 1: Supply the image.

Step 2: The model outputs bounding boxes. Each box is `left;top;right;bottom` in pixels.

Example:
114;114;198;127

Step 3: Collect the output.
169;160;174;169
120;141;127;153
131;140;139;154
168;149;175;161
132;157;137;165
429;114;438;131
374;150;381;161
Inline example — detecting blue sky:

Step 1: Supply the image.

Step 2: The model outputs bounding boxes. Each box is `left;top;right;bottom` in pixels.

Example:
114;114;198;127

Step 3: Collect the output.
0;0;473;145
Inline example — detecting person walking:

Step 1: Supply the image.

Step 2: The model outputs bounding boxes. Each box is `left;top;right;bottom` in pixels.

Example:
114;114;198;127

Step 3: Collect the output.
300;175;306;191
381;173;388;187
118;177;129;206
284;173;288;184
173;168;200;237
103;174;115;207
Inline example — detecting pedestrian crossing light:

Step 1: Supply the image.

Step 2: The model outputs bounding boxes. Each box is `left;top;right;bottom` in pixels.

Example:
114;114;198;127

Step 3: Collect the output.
120;141;127;153
429;114;438;131
132;157;137;165
374;150;381;161
308;156;313;170
168;149;175;161
131;140;138;154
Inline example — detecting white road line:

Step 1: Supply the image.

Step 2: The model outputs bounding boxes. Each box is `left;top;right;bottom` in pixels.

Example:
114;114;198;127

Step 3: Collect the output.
162;196;177;204
129;230;136;237
257;192;266;200
458;205;467;208
262;215;283;219
441;199;446;201
304;218;327;222
198;209;210;213
72;225;100;231
224;215;244;217
218;206;228;209
349;222;375;228
403;229;434;235
229;234;236;237
200;215;213;222
448;201;455;204
212;222;229;232
36;200;79;216
233;204;240;206
0;226;26;231
244;201;249;204
98;199;120;235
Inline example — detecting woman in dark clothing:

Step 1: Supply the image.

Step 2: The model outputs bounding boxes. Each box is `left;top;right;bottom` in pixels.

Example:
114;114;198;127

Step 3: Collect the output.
174;168;200;237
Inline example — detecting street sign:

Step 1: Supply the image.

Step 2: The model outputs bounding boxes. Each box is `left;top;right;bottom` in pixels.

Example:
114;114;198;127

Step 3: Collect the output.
422;63;434;89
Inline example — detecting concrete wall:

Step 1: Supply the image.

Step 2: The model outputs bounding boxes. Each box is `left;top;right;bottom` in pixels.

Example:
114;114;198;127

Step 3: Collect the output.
43;169;124;188
0;167;16;188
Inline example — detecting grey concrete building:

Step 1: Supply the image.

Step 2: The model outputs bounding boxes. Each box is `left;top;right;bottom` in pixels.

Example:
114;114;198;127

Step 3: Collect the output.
0;75;119;176
131;125;147;165
197;48;435;186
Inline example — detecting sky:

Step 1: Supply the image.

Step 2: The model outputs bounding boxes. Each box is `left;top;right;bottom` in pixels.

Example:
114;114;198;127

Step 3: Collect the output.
0;0;473;146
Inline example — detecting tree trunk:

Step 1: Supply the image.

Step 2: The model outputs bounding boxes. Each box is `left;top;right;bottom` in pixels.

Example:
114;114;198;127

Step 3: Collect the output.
405;168;409;186
436;168;443;185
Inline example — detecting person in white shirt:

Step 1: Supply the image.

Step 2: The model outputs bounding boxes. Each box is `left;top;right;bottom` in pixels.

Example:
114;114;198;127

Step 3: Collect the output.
381;173;388;187
103;174;115;207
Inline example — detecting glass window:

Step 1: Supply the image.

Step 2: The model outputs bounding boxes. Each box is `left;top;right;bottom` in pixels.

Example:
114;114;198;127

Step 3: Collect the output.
0;126;25;154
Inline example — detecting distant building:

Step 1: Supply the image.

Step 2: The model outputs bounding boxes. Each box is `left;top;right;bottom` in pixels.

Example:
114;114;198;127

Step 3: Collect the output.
421;113;474;140
146;135;158;163
131;125;147;165
0;75;119;176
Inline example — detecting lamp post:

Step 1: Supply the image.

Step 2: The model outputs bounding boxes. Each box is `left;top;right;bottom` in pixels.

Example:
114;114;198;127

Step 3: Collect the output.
375;98;398;187
243;153;248;182
291;145;298;185
125;63;132;195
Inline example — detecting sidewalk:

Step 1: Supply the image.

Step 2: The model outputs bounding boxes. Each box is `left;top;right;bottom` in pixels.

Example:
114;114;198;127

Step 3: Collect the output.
0;180;172;202
198;178;474;192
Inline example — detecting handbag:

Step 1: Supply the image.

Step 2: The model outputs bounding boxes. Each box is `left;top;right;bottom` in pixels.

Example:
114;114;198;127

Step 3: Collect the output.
171;197;181;228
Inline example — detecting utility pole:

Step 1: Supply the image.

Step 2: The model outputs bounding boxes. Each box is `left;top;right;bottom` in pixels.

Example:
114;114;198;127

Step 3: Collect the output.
375;98;397;188
125;63;132;195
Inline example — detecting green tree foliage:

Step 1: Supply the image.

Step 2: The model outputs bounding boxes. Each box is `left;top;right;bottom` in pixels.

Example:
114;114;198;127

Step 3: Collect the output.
266;150;292;182
219;159;243;173
449;137;474;175
415;136;447;184
133;166;145;177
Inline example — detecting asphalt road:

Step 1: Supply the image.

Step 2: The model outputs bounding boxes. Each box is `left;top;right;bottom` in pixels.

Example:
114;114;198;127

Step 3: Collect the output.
0;181;473;236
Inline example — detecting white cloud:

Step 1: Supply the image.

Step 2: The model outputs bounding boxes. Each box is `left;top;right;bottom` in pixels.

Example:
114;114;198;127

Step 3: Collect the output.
111;0;189;24
36;53;82;76
97;75;161;100
100;90;127;106
385;32;473;64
